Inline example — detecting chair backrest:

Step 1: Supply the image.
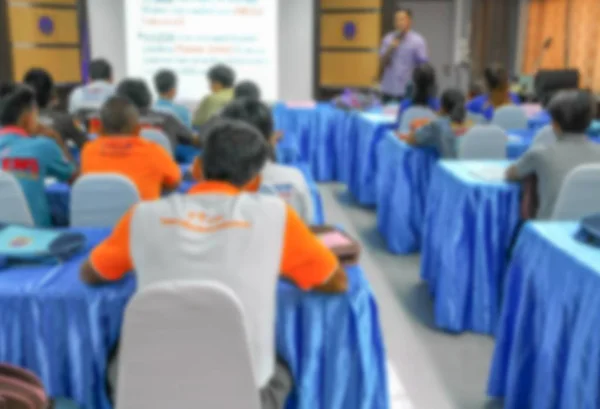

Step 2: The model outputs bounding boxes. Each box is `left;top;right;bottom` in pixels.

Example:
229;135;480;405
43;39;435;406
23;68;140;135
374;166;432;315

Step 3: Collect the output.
458;124;508;159
398;106;437;133
491;105;528;130
116;281;260;409
260;183;310;222
532;125;557;147
0;171;34;226
70;174;140;227
467;111;488;125
551;164;600;220
141;128;173;155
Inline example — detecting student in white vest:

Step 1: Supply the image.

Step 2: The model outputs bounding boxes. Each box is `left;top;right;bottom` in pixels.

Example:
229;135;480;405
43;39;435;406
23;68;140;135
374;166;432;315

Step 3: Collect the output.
80;119;347;408
221;99;314;222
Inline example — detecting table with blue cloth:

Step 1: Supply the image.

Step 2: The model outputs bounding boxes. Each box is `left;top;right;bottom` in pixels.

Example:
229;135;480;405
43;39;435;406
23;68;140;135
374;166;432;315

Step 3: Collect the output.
344;113;395;206
376;131;438;254
420;161;520;334
507;129;535;159
488;222;600;409
0;228;388;409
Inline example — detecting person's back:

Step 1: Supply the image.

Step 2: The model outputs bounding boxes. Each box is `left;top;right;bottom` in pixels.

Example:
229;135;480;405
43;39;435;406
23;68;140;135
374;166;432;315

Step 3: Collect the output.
193;64;235;127
467;64;520;121
153;69;192;127
81;97;181;200
261;162;313;221
69;59;115;114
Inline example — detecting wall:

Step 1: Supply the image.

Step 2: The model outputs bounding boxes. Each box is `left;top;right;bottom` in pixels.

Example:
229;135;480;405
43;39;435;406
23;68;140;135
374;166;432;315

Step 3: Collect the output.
87;0;314;101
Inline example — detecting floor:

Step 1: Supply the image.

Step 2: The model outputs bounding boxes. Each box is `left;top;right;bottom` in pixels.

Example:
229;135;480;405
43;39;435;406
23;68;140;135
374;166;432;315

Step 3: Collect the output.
318;184;504;409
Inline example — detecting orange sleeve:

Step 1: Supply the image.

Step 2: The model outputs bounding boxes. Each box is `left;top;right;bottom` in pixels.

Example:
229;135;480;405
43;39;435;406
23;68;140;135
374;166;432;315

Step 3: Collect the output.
280;205;338;290
154;145;182;187
89;207;135;281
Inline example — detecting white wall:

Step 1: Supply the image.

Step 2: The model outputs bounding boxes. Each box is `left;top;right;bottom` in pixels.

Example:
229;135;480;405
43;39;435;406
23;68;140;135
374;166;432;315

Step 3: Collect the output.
87;0;314;101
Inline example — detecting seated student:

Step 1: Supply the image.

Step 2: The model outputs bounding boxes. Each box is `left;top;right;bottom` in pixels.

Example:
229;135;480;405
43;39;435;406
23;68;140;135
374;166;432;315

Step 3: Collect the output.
23;68;87;148
397;63;440;123
80;120;347;409
506;90;600;219
116;79;200;149
221;99;314;221
0;86;77;226
467;64;520;121
153;69;192;127
402;88;470;159
69;59;115;115
235;80;261;100
81;96;182;200
192;64;235;127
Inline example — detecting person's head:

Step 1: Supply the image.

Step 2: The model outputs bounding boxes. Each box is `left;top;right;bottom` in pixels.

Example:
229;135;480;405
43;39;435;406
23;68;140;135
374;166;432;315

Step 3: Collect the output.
440;88;466;124
207;64;235;93
221;98;277;145
394;8;413;33
234;81;261;101
23;68;54;109
0;82;15;98
89;59;113;82
99;96;140;136
201;119;270;188
483;64;509;93
411;63;437;105
548;90;595;135
154;69;177;100
0;85;39;134
116;79;152;110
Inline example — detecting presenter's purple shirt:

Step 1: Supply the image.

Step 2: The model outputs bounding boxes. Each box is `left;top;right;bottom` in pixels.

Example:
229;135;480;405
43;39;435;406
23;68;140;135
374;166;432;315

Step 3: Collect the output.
380;30;428;97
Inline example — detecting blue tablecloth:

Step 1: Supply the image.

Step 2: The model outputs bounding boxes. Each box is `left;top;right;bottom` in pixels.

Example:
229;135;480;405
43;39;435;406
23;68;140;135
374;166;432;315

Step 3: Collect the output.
420;161;520;334
507;129;535;159
488;222;600;409
345;113;395;206
376;132;439;254
0;228;388;409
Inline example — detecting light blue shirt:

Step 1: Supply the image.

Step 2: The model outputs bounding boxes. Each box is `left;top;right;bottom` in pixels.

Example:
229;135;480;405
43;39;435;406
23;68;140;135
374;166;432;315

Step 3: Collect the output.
154;99;192;128
68;80;115;114
380;30;428;97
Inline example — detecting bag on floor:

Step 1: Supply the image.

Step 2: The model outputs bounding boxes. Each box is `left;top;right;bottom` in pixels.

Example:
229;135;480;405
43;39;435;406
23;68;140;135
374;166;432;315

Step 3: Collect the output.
0;364;48;409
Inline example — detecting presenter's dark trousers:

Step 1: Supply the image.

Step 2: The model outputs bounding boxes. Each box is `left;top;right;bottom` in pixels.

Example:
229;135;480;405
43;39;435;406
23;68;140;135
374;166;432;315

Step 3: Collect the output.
381;93;404;104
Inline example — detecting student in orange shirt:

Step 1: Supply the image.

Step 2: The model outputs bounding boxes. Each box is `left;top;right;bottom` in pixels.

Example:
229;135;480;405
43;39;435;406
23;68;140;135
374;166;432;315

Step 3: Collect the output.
80;96;182;200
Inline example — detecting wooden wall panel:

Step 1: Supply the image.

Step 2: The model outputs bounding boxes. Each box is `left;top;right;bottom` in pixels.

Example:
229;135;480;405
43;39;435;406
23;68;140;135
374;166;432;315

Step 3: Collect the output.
8;6;79;44
12;48;81;82
320;52;378;87
8;0;77;4
320;13;380;48
321;0;381;10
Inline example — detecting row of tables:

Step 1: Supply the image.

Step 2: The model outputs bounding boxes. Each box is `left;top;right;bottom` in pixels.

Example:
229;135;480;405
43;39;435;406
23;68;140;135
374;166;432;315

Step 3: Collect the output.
274;102;600;409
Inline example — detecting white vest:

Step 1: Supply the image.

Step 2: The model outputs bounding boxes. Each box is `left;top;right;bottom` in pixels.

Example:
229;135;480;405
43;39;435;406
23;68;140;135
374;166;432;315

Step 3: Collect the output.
261;161;313;223
129;191;286;387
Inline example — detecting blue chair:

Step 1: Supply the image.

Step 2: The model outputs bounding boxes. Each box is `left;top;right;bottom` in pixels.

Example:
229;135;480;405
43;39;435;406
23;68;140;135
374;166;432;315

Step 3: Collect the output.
492;106;528;130
458;125;508;159
141;129;173;156
552;164;600;220
0;170;34;226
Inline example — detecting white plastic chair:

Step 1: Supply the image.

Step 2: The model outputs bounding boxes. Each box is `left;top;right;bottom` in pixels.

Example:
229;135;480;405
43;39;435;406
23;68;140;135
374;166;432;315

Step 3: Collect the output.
532;125;557;147
141;128;173;155
398;106;437;133
551;164;600;220
467;111;488;125
458;125;508;159
70;174;140;227
116;281;260;409
0;170;34;226
260;183;310;223
491;106;528;130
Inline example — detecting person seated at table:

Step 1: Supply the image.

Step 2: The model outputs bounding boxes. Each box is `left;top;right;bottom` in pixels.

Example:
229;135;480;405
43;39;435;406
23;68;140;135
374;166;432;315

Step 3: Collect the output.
235;80;261;101
116;79;200;149
80;119;347;408
81;96;182;200
506;90;600;219
467;64;520;121
402;88;470;159
396;63;440;124
153;69;191;128
220;98;314;221
23;68;87;148
192;64;235;127
68;58;115;115
0;85;77;226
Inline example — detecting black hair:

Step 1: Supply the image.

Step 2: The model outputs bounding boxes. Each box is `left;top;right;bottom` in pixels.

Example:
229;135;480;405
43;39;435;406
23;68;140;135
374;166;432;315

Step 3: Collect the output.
412;63;437;106
23;68;54;109
89;59;112;81
440;88;466;123
548;89;595;134
234;81;261;100
202;119;270;187
100;96;139;134
396;7;413;18
116;79;152;109
220;98;273;140
483;64;509;91
154;69;177;95
207;64;235;88
0;82;15;98
468;81;484;99
0;85;37;126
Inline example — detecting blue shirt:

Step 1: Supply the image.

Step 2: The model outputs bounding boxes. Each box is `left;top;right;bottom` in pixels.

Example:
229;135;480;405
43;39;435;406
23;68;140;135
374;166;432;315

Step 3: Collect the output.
154;99;192;128
0;128;76;226
466;93;521;121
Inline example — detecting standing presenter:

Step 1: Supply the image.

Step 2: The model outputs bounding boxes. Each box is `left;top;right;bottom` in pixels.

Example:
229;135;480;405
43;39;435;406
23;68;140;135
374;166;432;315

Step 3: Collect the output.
379;8;428;103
